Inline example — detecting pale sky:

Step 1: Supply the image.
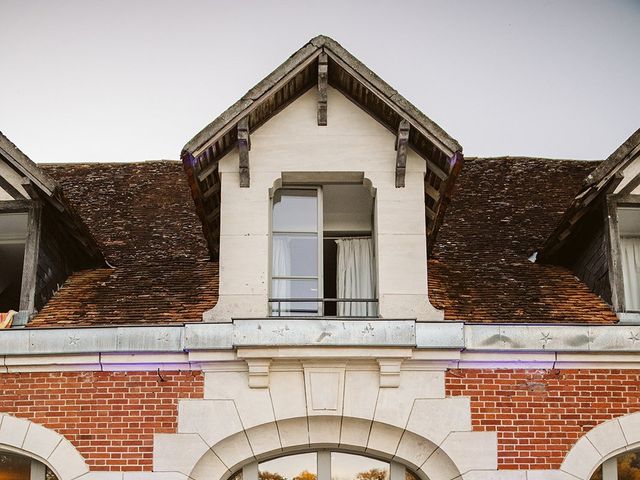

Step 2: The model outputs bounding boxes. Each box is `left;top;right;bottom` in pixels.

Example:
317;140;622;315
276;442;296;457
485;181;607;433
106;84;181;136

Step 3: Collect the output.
1;0;639;164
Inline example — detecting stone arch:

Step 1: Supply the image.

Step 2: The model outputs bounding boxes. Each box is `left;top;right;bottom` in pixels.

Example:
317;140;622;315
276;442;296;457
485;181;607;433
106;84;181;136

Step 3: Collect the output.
187;416;470;480
560;411;640;479
0;413;89;480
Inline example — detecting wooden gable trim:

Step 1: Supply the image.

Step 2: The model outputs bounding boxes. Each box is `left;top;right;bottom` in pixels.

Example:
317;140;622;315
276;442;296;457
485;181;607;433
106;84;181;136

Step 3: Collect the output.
238;117;251;188
317;52;328;126
395;119;410;188
0;175;25;200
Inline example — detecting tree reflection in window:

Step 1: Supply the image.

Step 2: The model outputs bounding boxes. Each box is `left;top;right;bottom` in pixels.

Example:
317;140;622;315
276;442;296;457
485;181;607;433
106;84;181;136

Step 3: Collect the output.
0;452;57;480
591;451;640;480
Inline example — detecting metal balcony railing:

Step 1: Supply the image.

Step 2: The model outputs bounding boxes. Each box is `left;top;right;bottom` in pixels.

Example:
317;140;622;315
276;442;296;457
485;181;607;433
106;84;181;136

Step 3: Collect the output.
269;298;379;318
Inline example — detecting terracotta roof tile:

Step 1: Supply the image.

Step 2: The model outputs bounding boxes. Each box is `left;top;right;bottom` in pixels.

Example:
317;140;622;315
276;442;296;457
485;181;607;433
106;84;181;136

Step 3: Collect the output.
428;157;617;324
30;162;217;327
28;157;616;327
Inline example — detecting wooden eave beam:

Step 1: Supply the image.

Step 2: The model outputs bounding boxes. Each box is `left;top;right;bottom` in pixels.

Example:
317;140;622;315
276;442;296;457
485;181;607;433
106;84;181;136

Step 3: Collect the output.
238;117;251;187
19;202;42;316
0;175;25;200
317;52;328;126
395;119;410;188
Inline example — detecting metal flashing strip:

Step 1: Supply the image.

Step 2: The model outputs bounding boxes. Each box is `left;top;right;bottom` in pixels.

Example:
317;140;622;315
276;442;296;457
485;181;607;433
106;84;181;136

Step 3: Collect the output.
2;321;640;358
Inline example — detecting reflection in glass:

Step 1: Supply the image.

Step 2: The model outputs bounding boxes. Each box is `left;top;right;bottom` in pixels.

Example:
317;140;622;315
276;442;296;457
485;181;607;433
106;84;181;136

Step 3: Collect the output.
271;279;319;315
272;190;318;233
331;452;389;480
272;235;318;277
590;450;640;479
0;452;31;480
259;452;317;480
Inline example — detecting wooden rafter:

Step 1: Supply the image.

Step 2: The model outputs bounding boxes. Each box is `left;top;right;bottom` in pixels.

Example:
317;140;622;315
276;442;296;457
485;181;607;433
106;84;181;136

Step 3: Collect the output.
395;119;410;188
317;52;328;126
238;117;251;187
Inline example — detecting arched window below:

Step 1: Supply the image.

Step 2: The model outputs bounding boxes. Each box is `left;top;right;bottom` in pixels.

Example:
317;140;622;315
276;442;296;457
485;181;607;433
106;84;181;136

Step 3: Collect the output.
590;450;640;480
0;450;58;480
233;451;420;480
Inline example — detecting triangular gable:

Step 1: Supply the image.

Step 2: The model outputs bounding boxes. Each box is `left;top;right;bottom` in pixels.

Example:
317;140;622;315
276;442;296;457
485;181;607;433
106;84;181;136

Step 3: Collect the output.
0;130;104;262
181;35;463;259
540;127;640;260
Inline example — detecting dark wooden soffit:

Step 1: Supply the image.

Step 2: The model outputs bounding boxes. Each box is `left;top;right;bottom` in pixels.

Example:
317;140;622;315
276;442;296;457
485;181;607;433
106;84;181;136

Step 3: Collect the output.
540;128;640;262
0;131;105;264
181;35;463;260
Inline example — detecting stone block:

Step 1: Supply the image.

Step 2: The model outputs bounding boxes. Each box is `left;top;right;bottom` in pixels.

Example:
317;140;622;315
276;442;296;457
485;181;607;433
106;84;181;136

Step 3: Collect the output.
178;399;244;447
205;371;275;429
277;417;309;451
22;421;62;460
394;430;438;470
48;438;90;480
421;447;460;480
246;422;282;459
189;450;230;480
405;397;471;445
439;432;497;474
619;412;640;446
339;417;371;451
153;433;210;475
586;418;627;456
308;416;341;446
0;415;30;448
366;422;402;458
212;431;255;472
270;371;307;420
343;370;379;420
560;436;602;480
374;370;445;428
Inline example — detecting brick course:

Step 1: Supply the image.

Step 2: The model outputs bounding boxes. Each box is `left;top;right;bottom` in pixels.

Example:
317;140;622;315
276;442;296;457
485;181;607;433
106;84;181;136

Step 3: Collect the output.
446;369;640;470
0;371;203;470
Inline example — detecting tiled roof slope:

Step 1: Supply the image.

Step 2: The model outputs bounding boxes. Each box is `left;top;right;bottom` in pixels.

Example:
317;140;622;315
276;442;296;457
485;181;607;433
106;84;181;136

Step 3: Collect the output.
30;162;218;327
428;157;617;323
27;158;615;327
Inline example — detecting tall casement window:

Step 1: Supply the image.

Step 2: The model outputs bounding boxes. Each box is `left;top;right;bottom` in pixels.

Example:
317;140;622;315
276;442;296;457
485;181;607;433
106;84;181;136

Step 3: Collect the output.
270;183;377;317
0;212;28;321
0;450;58;480
618;207;640;311
233;450;419;480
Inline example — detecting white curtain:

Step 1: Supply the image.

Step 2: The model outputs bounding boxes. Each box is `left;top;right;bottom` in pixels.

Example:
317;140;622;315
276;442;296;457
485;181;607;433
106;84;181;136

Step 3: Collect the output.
272;236;292;314
336;238;375;316
621;237;640;311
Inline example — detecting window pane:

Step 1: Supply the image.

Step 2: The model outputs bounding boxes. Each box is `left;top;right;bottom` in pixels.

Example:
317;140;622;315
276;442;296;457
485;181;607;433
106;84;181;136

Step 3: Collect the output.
331;453;389;480
0;452;31;480
259;452;317;480
273;190;318;233
617;450;640;479
271;279;319;315
273;234;318;277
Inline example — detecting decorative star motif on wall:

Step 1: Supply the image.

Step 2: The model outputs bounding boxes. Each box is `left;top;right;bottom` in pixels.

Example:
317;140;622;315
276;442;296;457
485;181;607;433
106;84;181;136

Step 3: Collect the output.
628;331;640;344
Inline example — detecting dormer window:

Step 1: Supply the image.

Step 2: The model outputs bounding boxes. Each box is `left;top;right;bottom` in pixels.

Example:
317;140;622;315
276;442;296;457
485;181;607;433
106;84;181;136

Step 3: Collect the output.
269;183;377;317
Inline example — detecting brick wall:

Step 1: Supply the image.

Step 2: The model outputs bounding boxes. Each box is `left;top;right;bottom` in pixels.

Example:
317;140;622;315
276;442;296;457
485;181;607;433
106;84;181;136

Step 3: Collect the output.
0;371;203;470
446;369;640;470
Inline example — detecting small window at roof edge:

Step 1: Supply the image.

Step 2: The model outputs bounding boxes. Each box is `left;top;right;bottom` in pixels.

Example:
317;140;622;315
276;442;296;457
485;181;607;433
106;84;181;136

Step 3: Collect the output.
617;207;640;312
0;212;28;326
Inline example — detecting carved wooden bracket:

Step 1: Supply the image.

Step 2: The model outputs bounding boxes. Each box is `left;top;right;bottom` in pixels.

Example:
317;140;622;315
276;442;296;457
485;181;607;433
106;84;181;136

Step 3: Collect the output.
395;119;410;188
238;117;251;187
317;52;328;126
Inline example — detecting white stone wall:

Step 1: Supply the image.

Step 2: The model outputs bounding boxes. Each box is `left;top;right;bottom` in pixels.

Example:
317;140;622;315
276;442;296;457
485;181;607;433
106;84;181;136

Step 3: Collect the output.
207;86;441;321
